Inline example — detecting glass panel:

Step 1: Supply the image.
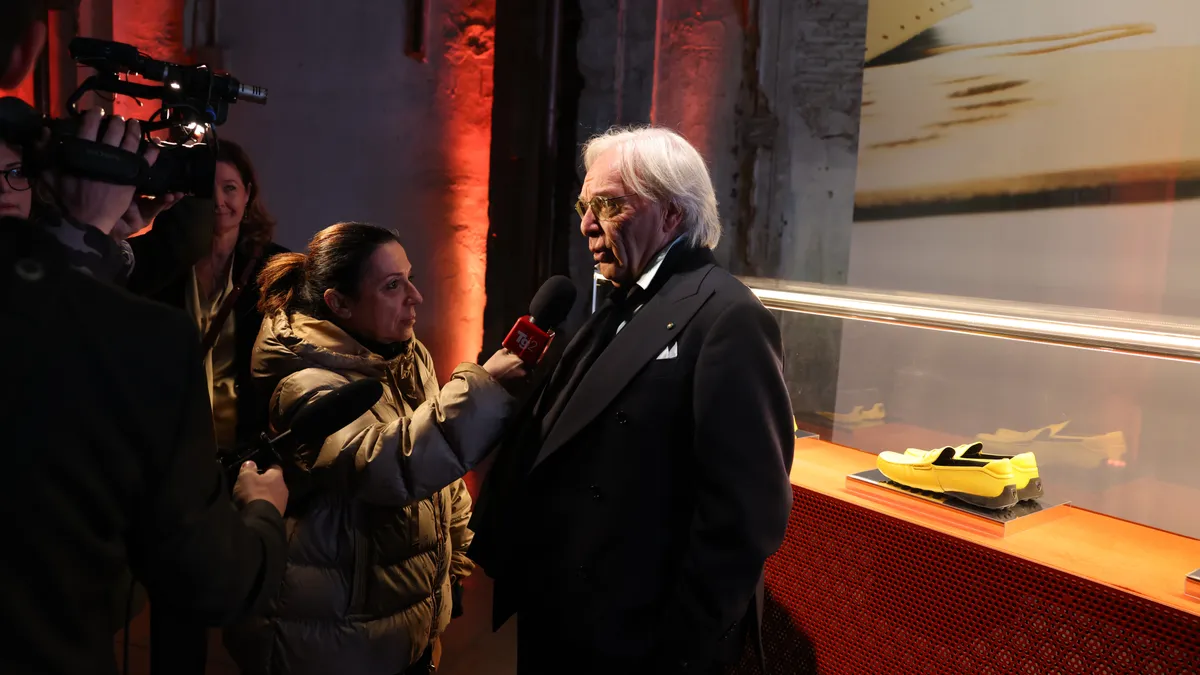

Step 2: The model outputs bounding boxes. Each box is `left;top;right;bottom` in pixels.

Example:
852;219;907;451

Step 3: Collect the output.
776;307;1200;540
753;0;1200;539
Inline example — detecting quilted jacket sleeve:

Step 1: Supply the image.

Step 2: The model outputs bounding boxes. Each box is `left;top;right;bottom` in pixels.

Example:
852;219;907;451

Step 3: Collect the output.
447;477;476;581
270;363;514;508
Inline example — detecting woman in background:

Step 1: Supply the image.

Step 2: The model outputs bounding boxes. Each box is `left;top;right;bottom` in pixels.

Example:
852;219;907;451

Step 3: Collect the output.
128;138;287;453
225;222;525;675
0;122;32;220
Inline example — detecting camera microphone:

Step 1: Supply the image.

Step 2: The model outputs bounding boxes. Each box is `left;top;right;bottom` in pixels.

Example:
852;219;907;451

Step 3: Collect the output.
225;378;384;472
502;276;578;366
276;378;384;448
70;38;268;107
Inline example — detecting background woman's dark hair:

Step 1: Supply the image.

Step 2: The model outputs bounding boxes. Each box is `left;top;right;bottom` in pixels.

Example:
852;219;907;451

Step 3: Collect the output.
0;96;51;219
216;138;276;250
257;222;402;317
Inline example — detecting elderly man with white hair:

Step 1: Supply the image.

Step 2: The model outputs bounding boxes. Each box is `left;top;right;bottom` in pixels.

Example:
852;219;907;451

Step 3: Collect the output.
469;126;794;675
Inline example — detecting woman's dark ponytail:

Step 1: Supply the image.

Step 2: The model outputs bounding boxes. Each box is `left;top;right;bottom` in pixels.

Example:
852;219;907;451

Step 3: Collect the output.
257;252;307;314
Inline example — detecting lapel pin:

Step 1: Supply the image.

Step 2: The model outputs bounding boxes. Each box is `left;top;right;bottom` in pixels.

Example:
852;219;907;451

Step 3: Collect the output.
666;322;675;330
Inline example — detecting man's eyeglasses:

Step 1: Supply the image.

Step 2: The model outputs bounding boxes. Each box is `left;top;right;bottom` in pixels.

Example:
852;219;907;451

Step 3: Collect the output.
2;166;30;192
575;194;630;220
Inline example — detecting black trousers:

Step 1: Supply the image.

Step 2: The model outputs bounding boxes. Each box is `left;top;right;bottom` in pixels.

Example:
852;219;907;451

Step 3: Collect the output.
150;612;435;675
149;606;207;675
515;609;727;675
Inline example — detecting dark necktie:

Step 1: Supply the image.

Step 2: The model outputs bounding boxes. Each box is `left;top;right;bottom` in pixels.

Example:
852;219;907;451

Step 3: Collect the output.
537;285;642;440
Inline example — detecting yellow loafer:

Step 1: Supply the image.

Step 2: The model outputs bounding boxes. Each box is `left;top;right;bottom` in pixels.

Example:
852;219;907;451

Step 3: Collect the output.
905;443;1042;502
879;447;1018;510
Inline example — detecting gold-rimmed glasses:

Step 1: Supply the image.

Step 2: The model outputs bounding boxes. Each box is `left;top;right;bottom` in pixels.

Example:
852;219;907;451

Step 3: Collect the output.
574;194;630;220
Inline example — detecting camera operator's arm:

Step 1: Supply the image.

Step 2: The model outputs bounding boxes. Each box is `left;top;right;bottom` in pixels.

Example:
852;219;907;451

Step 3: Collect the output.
129;312;287;623
40;110;162;282
124;196;215;296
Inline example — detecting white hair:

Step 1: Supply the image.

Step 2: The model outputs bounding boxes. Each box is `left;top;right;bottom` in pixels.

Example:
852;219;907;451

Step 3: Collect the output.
582;126;721;250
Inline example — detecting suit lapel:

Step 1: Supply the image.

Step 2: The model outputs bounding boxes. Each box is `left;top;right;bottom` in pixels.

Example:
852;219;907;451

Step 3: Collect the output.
532;261;716;471
530;297;615;416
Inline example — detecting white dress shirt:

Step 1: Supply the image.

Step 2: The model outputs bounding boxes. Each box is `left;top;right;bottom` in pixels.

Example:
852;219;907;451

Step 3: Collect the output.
615;234;685;334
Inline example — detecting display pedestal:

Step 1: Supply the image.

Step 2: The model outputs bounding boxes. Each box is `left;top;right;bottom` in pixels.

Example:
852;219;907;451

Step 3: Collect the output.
1187;569;1200;600
846;468;1071;537
745;440;1200;675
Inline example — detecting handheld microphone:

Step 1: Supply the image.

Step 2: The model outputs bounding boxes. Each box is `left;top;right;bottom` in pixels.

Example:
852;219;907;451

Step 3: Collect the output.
222;378;384;473
502;275;578;365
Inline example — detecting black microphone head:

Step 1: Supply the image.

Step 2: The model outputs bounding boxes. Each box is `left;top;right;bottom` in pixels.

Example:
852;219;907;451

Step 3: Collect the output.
290;379;384;444
529;275;577;330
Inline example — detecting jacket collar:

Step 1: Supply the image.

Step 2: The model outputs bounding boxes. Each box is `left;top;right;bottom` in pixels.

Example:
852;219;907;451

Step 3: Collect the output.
252;310;418;382
598;233;687;294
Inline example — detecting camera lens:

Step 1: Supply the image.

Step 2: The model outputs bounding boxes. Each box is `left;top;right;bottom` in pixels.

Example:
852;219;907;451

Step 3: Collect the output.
138;144;216;198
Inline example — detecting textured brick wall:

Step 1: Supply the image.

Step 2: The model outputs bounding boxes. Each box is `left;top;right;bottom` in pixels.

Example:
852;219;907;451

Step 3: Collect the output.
750;0;868;417
733;0;866;283
217;0;496;384
566;0;660;328
111;0;186;119
564;0;868;414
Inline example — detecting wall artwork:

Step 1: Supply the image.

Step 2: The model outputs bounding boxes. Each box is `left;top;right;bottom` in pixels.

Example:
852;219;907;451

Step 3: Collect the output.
854;0;1200;221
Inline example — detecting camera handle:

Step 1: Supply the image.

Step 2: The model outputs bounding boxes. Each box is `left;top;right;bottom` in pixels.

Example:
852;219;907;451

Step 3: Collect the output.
68;73;219;134
48;135;147;186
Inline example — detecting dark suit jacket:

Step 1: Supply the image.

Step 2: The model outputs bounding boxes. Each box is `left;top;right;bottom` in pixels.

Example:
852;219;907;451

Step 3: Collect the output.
469;246;795;674
125;199;287;449
0;219;287;675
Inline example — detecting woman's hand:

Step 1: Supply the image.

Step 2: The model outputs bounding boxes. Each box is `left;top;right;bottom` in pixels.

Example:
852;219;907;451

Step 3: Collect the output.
110;192;185;240
482;348;528;384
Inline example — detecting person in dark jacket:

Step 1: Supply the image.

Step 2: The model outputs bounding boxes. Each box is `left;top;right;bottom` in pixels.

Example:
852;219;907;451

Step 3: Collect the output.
0;5;290;674
469;126;795;675
121;140;287;673
126;139;288;454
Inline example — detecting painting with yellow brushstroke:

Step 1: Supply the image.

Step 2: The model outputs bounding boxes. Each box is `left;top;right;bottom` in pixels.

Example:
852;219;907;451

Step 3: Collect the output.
854;0;1200;220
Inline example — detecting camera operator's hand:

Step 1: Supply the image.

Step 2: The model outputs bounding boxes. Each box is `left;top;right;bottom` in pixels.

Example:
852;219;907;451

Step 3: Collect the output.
110;192;185;241
54;109;160;236
232;461;289;517
482;348;528;386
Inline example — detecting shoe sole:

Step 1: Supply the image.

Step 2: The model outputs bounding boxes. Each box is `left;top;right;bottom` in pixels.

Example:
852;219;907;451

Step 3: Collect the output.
1016;477;1044;502
944;484;1019;510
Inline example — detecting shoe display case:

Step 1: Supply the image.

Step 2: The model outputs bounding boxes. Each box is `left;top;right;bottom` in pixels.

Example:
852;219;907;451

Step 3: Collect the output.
726;278;1200;674
721;0;1200;670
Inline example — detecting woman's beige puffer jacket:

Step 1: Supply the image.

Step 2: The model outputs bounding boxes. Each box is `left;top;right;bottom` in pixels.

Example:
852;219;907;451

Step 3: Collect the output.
224;311;514;675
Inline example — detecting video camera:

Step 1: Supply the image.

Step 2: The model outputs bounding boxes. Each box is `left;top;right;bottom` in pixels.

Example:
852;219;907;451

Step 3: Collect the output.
0;37;266;198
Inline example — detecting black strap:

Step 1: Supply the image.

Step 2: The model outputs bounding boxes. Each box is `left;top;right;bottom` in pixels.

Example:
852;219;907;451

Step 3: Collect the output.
200;244;262;356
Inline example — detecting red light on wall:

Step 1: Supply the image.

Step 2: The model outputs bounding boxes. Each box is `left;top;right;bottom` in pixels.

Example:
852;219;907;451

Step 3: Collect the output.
428;1;497;383
652;3;733;159
111;0;185;120
0;80;35;107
